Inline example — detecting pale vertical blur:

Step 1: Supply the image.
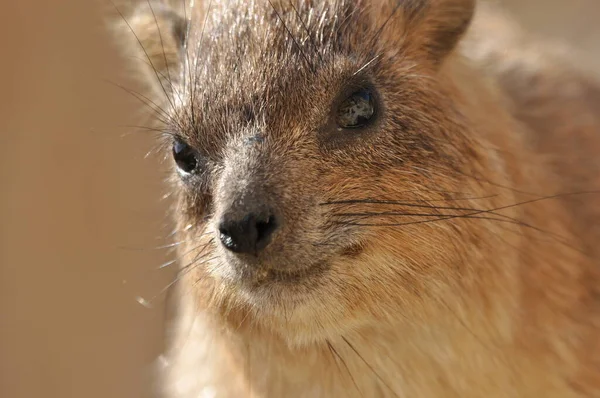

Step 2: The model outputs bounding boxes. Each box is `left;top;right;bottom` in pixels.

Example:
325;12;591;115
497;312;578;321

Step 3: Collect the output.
0;1;598;398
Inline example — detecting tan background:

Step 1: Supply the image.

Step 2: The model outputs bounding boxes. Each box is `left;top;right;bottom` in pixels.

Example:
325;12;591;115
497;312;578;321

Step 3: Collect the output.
0;1;598;398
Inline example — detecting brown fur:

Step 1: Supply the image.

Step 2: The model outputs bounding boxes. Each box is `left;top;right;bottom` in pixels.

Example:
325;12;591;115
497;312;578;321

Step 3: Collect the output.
116;1;600;396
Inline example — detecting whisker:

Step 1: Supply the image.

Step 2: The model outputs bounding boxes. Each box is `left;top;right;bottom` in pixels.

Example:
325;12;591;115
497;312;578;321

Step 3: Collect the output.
369;1;403;48
178;238;216;272
125;54;182;100
117;240;184;252
321;199;482;212
332;191;600;226
158;259;178;269
148;249;216;306
326;339;363;397
352;54;381;77
267;0;316;74
329;192;600;254
341;336;399;397
415;194;500;203
181;0;194;123
119;124;166;133
188;0;214;131
110;0;177;113
102;79;173;125
337;211;471;218
146;0;176;99
288;0;324;64
450;167;545;197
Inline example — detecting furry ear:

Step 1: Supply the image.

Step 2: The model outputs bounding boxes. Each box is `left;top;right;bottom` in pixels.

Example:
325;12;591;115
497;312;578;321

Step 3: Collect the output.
402;0;476;65
116;1;188;96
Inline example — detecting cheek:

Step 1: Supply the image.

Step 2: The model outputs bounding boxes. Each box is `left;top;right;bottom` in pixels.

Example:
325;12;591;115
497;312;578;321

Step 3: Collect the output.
319;223;468;323
316;157;471;281
319;161;429;206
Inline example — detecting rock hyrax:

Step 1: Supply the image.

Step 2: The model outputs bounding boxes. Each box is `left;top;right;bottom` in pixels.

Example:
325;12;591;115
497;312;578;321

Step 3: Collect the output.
118;1;600;396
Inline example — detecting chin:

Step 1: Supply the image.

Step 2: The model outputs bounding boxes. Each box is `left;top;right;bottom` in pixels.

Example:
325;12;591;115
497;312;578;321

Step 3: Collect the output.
213;257;328;304
204;252;380;347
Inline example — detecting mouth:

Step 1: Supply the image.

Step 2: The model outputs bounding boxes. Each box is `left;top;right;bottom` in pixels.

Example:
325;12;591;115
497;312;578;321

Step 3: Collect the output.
226;263;331;311
258;261;330;285
217;242;363;291
217;254;331;291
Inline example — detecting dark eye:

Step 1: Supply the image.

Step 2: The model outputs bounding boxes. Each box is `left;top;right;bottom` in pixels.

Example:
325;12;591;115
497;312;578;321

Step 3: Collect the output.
172;139;199;174
336;88;376;129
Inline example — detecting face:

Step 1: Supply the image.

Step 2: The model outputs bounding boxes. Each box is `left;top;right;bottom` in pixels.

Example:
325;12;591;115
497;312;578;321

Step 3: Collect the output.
128;0;481;345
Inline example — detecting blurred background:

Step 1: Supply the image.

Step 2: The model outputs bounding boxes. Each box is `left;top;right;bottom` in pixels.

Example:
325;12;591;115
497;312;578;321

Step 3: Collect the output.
0;1;598;397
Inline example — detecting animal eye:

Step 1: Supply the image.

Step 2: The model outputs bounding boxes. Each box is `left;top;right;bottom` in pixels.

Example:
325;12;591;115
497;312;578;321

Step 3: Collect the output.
172;139;199;174
336;88;376;129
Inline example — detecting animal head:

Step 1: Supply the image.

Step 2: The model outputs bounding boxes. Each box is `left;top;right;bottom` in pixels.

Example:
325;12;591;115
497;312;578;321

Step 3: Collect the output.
119;0;513;346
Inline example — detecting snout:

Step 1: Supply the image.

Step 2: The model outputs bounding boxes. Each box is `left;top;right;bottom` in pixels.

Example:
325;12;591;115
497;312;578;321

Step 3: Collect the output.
211;138;322;281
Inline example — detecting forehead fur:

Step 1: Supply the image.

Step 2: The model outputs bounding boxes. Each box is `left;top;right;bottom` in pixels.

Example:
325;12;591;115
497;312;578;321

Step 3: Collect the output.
173;1;407;141
186;0;371;74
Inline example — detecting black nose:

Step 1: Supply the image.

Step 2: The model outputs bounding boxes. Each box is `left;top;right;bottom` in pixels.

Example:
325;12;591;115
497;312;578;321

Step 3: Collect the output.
218;211;279;254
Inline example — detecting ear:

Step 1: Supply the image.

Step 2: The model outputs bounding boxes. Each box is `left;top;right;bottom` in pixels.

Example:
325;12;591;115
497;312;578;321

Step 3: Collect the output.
402;0;476;65
116;1;188;96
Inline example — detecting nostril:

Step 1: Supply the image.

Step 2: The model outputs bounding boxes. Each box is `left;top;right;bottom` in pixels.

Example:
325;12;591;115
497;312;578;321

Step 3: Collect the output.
218;211;279;254
255;215;278;249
